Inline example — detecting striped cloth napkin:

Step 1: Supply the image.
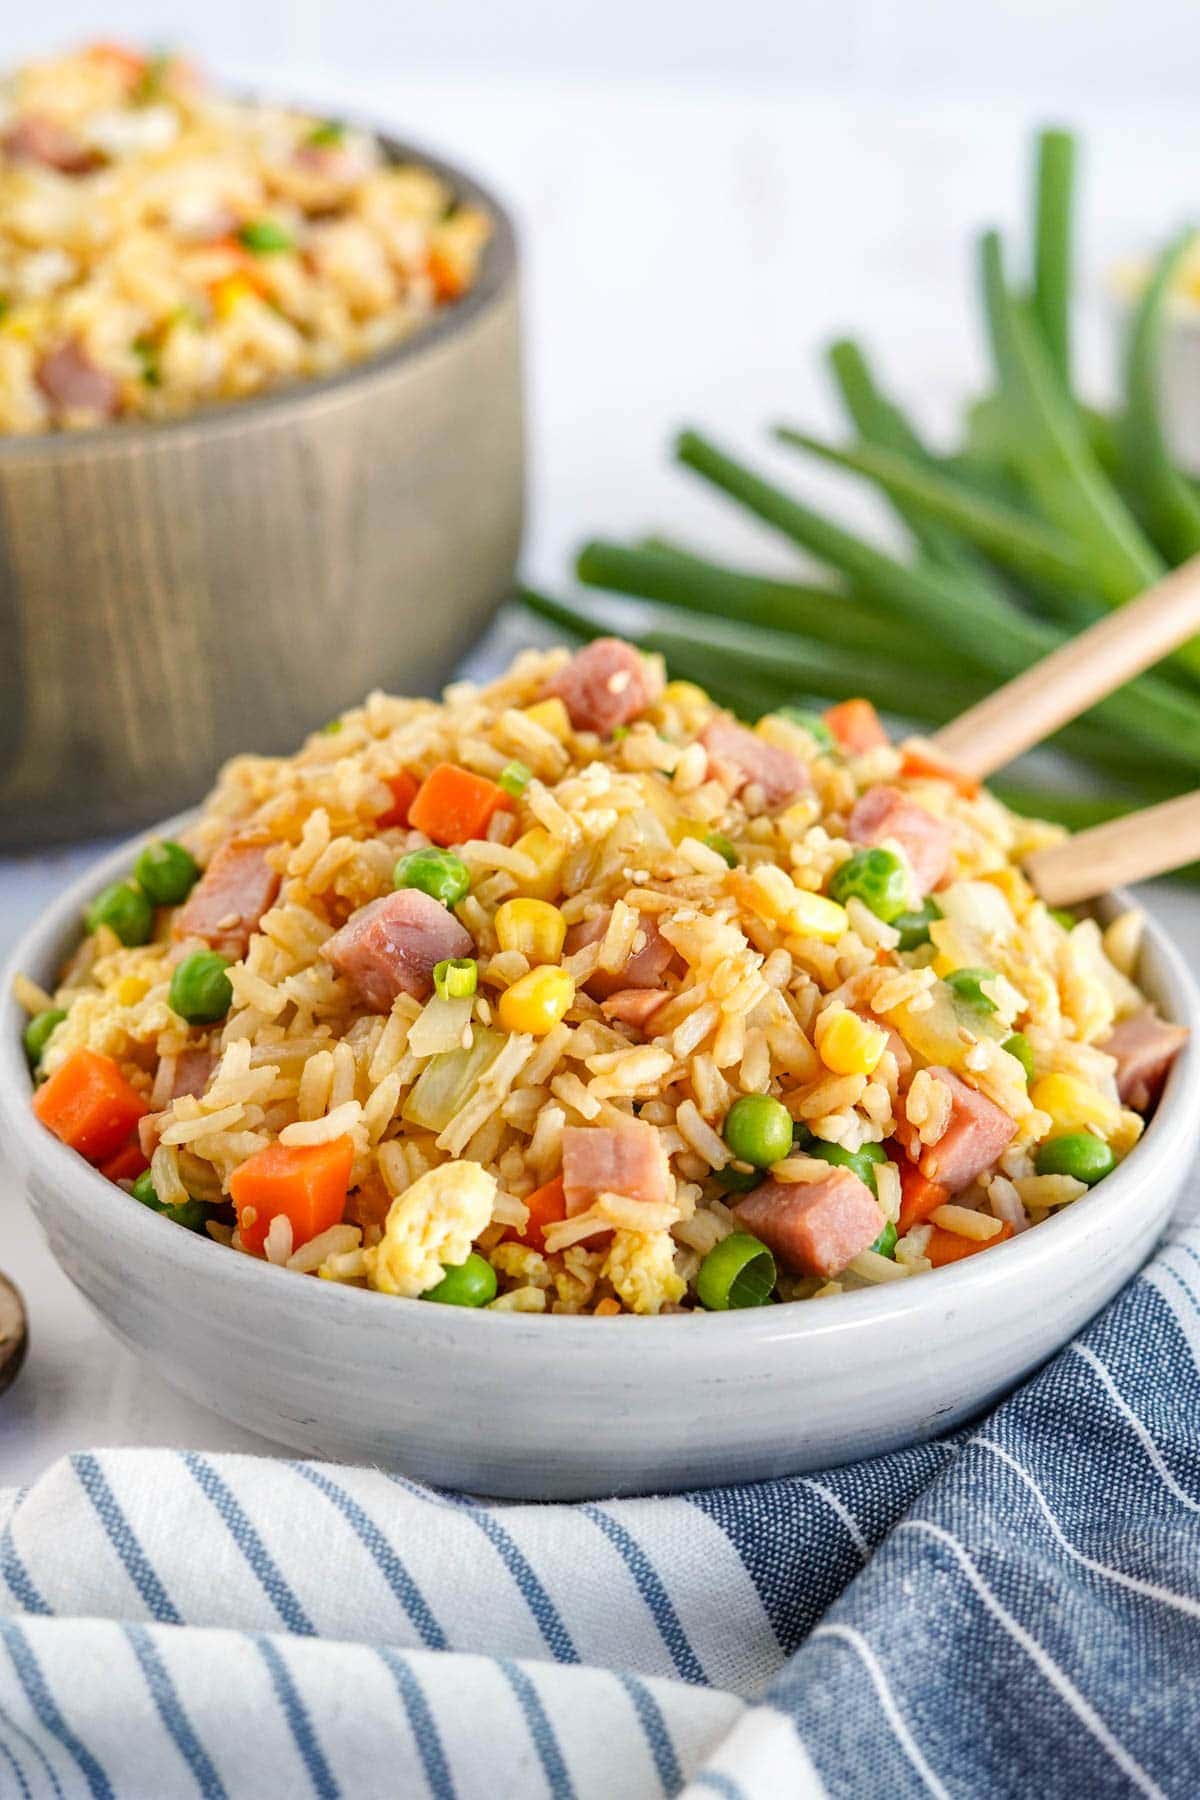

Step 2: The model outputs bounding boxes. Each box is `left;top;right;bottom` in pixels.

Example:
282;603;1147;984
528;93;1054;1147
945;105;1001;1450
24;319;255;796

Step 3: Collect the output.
3;1224;1200;1799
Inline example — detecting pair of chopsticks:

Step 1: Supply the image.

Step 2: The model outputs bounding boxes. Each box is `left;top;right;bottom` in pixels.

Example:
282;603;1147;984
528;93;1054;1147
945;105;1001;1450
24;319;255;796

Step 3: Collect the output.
924;553;1200;904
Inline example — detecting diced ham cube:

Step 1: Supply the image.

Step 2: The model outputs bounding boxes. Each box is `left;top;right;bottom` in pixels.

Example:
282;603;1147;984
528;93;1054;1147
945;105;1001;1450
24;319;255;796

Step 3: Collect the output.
1101;1011;1188;1112
564;909;677;1000
172;1046;216;1101
172;839;280;961
600;989;670;1030
3;114;101;175
907;1067;1016;1193
734;1167;884;1278
848;785;953;897
701;716;809;809
321;889;473;1010
36;342;120;421
543;638;661;735
561;1120;668;1216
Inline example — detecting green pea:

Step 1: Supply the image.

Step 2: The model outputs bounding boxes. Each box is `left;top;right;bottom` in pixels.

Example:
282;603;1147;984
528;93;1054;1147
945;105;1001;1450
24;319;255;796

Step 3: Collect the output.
134;839;200;907
393;848;470;909
499;760;532;798
704;832;739;869
129;1172;206;1230
870;1220;898;1259
237;219;294;254
306;119;345;147
23;1008;66;1069
86;882;154;947
828;847;909;923
421;1252;498;1307
696;1232;777;1310
808;1138;887;1196
164;1198;209;1232
319;717;344;735
892;897;943;951
944;967;999;1014
169;951;233;1024
777;707;834;750
1002;1032;1035;1083
1034;1133;1115;1186
723;1094;794;1169
713;1163;761;1195
131;1171;160;1208
1049;907;1077;931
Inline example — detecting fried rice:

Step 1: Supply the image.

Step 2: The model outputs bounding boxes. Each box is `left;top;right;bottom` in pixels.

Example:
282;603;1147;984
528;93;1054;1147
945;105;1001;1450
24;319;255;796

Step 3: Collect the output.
16;637;1187;1315
0;42;490;433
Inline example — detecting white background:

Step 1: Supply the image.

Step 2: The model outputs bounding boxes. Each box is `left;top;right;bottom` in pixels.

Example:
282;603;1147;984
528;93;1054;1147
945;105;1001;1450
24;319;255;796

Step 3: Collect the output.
3;3;1199;1484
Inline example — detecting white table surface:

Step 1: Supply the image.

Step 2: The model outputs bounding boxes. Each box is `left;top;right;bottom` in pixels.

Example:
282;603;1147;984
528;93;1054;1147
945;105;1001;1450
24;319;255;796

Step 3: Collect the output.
2;73;1198;1489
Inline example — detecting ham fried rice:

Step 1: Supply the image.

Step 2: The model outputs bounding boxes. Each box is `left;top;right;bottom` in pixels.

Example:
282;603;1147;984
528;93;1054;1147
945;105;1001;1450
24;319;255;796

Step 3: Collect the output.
16;639;1188;1316
0;42;490;433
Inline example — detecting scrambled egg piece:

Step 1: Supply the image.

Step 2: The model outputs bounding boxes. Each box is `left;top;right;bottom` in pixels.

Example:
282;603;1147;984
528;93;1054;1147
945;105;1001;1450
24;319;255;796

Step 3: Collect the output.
363;1160;496;1298
602;1229;686;1316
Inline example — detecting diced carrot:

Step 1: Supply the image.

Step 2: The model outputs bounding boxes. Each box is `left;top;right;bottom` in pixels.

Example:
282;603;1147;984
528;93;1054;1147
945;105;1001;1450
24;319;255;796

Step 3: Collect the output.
85;41;147;80
824;697;889;754
512;1175;566;1252
408;762;511;847
230;1136;355;1257
897;1160;950;1235
33;1048;150;1165
899;740;980;799
428;247;467;303
99;1138;151;1184
926;1221;1014;1267
376;769;420;829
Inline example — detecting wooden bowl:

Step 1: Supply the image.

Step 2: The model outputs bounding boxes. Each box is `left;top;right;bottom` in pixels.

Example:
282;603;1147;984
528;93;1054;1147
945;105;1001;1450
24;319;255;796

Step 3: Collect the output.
0;137;523;849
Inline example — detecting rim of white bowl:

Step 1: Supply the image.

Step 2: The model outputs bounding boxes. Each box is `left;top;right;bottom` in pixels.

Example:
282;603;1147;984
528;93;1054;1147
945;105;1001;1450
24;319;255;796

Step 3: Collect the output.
3;813;1198;1344
0;124;518;461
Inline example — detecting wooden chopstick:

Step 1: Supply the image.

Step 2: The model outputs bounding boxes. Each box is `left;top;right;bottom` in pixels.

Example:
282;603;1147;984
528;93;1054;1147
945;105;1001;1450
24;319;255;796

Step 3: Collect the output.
930;551;1200;779
1024;790;1200;905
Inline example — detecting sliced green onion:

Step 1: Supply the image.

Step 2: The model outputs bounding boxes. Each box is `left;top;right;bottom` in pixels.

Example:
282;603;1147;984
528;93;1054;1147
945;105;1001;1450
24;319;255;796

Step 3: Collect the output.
237;219;295;255
1049;907;1077;931
434;957;478;1001
944;967;999;1014
777;706;835;749
499;759;532;798
320;717;344;735
696;1232;777;1311
893;898;942;951
306;119;345;147
704;832;738;868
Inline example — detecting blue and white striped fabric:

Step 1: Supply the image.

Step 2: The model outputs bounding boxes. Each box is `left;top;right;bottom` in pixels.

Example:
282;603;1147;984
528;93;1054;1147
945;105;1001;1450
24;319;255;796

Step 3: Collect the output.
4;1224;1200;1798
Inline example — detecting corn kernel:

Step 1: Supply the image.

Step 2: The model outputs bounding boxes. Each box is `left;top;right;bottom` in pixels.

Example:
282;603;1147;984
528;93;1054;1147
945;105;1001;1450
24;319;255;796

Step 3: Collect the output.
522;698;572;743
980;866;1034;915
498;966;575;1036
662;680;708;708
1030;1072;1122;1142
787;889;849;943
211;273;257;319
495;898;566;964
816;1007;888;1076
114;975;150;1007
512;827;566;901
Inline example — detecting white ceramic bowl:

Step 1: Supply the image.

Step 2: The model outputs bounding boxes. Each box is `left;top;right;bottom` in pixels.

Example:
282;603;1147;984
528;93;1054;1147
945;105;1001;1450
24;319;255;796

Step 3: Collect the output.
3;829;1198;1499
